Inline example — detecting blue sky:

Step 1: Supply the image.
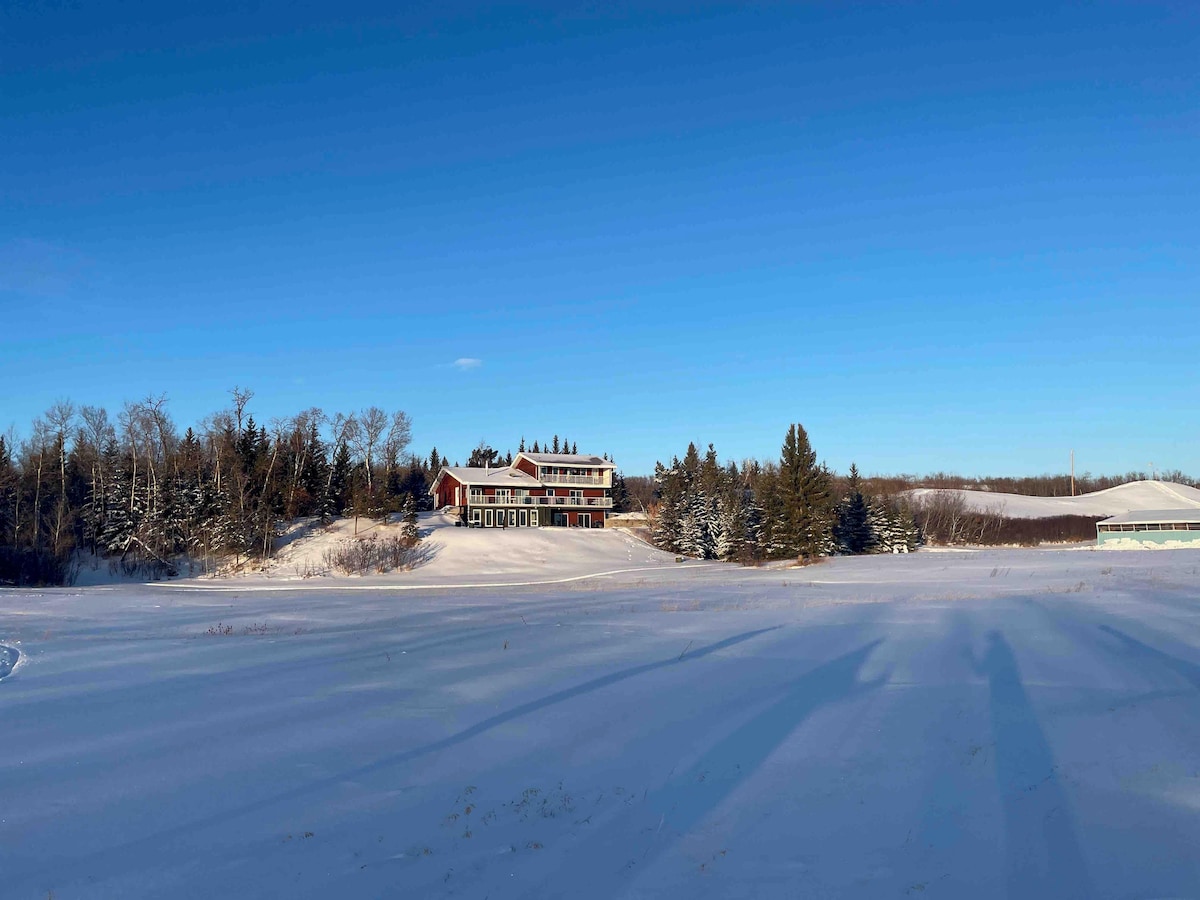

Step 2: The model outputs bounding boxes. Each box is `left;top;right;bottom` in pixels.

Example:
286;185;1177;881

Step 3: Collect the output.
2;2;1197;476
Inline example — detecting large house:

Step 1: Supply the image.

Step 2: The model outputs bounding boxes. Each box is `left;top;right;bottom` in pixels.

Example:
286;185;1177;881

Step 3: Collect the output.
431;452;615;528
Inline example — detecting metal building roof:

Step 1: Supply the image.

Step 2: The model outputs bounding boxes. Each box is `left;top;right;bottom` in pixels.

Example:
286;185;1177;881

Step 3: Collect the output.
1098;508;1200;526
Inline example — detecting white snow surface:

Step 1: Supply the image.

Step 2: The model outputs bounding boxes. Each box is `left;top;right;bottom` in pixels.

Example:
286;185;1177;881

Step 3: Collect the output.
907;478;1200;518
248;511;696;588
6;542;1200;897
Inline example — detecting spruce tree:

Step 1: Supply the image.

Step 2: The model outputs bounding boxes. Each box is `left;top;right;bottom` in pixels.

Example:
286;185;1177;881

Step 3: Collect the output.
401;494;420;546
652;459;684;553
679;489;709;558
778;423;833;559
834;463;873;554
327;442;353;516
301;424;329;514
609;470;629;512
714;462;748;561
755;465;790;559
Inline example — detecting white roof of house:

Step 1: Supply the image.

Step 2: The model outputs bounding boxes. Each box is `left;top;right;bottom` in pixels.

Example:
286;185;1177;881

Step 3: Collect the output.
436;466;542;488
1099;509;1200;525
518;452;613;467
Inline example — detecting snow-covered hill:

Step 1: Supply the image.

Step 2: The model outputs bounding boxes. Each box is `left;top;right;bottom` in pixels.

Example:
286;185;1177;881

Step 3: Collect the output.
906;479;1200;519
229;511;694;588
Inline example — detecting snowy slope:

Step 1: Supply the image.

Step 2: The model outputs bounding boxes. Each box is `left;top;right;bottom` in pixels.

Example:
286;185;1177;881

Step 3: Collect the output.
5;547;1200;897
907;479;1200;518
242;511;694;588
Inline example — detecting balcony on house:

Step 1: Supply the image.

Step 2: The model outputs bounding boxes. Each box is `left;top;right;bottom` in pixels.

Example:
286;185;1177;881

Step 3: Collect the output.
536;468;611;487
468;492;613;508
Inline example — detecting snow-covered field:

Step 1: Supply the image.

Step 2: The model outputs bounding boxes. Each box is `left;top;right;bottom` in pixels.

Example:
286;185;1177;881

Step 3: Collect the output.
6;536;1200;898
907;478;1200;518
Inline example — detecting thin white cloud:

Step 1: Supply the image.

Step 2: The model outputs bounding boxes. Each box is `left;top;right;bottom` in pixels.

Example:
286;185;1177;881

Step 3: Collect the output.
453;358;483;370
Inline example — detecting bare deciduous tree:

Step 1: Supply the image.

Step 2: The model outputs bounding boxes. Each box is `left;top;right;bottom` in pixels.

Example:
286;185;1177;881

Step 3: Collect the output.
356;406;388;496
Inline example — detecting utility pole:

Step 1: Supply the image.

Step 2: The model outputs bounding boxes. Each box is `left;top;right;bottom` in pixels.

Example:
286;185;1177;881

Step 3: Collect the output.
1070;449;1075;497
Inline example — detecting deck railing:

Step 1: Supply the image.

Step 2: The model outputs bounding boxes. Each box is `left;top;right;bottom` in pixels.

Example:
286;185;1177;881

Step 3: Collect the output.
536;471;610;486
468;494;613;508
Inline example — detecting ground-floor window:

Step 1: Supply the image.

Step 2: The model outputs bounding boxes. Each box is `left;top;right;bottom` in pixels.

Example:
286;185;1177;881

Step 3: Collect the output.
471;506;541;527
577;513;591;528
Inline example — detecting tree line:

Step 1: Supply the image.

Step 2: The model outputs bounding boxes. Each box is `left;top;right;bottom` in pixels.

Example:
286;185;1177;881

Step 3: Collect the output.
0;391;439;585
650;424;919;563
4;394;1189;584
859;469;1197;498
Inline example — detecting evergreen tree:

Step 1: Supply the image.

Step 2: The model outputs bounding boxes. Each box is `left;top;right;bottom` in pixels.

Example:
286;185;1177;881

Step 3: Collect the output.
552;435;560;454
531;440;540;453
467;443;498;468
714;462;748;561
428;447;442;473
834;463;873;554
609;470;630;512
301;423;330;515
326;442;353;517
755;465;790;559
869;497;921;553
652;459;684;553
400;494;420;546
678;488;709;558
777;423;833;559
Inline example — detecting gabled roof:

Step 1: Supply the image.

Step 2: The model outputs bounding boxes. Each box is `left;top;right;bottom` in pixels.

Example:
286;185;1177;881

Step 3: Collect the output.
1099;508;1200;525
516;452;614;468
432;466;542;491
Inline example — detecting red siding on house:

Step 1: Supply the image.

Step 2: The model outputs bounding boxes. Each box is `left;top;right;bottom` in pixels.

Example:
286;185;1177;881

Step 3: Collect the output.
514;457;538;477
436;472;466;508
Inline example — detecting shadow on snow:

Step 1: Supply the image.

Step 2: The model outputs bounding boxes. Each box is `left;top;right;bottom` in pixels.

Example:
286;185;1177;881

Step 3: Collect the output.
971;631;1092;899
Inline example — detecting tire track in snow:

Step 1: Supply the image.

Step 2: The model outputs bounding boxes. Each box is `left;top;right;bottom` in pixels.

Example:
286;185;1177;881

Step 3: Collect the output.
162;561;726;593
